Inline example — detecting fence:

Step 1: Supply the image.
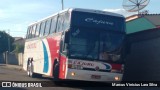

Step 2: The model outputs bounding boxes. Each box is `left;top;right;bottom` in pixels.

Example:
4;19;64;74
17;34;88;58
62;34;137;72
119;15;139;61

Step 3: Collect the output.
123;28;160;81
0;53;5;63
0;52;23;66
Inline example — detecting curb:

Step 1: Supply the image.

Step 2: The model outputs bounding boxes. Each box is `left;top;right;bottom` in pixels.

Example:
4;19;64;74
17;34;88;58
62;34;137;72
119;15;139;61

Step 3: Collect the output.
0;64;23;71
7;65;23;71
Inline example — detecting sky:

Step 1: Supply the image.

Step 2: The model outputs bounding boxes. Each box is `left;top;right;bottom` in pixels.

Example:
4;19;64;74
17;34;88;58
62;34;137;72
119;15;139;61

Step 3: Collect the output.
0;0;159;38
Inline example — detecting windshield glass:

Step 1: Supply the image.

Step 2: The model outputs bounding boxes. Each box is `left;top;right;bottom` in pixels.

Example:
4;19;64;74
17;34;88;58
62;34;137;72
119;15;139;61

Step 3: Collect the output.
68;27;125;61
71;11;125;32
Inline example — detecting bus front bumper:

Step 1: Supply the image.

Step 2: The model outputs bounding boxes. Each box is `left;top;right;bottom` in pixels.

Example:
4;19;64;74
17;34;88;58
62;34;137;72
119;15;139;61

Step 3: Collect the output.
65;69;123;82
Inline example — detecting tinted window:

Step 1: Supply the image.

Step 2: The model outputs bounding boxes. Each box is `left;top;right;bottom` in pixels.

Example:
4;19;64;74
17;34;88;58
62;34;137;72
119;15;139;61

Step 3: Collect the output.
31;25;36;38
29;26;32;38
56;12;70;33
26;27;30;39
29;26;33;38
71;11;125;32
69;26;125;61
63;12;70;31
39;21;46;37
50;16;58;33
35;23;41;37
44;19;51;35
56;14;64;32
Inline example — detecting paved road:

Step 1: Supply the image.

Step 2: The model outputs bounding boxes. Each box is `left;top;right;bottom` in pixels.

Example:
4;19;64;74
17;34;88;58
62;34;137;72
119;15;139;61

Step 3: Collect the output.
0;64;122;90
1;64;160;90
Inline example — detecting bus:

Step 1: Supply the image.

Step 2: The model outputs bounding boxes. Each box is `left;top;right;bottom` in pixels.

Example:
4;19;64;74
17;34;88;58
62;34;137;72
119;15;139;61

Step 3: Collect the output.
23;8;126;82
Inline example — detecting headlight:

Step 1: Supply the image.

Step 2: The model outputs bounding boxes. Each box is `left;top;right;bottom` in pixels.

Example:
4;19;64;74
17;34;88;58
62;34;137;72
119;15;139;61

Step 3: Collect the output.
114;76;121;81
71;72;75;76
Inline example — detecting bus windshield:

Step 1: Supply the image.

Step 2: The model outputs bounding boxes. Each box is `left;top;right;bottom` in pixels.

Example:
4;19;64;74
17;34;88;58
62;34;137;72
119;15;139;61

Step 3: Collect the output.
71;10;125;32
68;27;125;61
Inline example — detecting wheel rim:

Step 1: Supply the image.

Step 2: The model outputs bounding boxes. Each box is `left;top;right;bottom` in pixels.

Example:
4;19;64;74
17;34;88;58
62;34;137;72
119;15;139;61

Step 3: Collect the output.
27;63;33;77
30;67;33;76
27;64;30;76
27;68;30;76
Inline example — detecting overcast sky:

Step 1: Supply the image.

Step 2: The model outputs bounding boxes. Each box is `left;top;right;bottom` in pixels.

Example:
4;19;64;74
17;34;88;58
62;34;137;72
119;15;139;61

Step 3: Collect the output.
0;0;159;37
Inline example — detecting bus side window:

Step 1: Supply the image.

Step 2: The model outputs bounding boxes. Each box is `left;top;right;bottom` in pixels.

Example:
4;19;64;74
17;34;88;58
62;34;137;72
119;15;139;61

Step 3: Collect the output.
26;27;30;39
44;19;51;36
31;25;36;38
63;12;70;31
50;16;58;34
39;21;46;37
58;12;70;32
56;14;64;33
35;23;41;37
29;26;33;38
29;27;32;39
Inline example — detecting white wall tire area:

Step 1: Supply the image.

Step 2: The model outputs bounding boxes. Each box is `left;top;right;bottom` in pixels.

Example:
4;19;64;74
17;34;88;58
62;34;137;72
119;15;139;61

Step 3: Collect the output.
27;59;42;78
27;61;34;77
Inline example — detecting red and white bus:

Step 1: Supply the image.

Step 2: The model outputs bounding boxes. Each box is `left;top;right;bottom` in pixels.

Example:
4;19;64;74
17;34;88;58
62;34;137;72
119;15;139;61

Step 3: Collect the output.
23;8;126;82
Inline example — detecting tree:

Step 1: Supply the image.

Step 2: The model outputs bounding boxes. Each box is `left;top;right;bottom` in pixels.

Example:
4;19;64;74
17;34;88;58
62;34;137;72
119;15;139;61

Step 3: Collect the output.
14;44;24;53
0;31;14;54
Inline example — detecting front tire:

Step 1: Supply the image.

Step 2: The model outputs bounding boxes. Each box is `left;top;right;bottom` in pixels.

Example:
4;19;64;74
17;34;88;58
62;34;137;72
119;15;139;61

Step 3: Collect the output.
53;63;59;80
53;62;63;85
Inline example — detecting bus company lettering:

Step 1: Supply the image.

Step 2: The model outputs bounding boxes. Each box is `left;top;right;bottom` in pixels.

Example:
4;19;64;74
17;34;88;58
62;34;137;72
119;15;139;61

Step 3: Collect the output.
85;18;114;26
73;61;94;67
27;43;36;49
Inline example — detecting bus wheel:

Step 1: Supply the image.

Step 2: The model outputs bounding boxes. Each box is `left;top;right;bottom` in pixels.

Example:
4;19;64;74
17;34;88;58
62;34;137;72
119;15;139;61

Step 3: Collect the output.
53;62;63;85
53;63;59;80
27;65;30;76
27;61;33;77
27;61;34;77
27;61;42;78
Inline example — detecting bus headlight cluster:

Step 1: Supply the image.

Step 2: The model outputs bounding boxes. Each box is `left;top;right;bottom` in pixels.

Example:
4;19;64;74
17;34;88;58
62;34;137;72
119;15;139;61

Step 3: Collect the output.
71;72;75;76
114;76;121;81
68;64;83;70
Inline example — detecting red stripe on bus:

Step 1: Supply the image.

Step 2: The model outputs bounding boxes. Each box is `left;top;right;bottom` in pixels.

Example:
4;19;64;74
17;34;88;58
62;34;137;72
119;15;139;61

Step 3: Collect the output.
46;37;59;76
111;64;122;70
59;55;67;79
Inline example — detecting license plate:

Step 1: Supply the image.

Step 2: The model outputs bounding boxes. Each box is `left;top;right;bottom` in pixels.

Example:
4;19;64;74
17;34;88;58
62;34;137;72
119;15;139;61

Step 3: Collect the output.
91;75;101;79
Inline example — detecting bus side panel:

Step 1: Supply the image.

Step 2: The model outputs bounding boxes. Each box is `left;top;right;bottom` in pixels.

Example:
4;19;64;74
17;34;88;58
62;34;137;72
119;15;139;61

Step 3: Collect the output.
41;39;52;75
23;39;44;74
36;39;44;73
46;37;56;76
46;35;61;77
59;55;67;79
23;42;28;71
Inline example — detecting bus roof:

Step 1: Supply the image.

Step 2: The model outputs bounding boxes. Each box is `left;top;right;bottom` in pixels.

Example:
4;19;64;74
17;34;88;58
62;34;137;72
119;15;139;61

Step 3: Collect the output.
71;8;124;18
29;8;124;26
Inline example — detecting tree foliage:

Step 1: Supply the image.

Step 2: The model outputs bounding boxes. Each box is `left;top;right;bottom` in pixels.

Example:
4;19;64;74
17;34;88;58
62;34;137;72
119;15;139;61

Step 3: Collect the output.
0;31;14;54
14;44;24;53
